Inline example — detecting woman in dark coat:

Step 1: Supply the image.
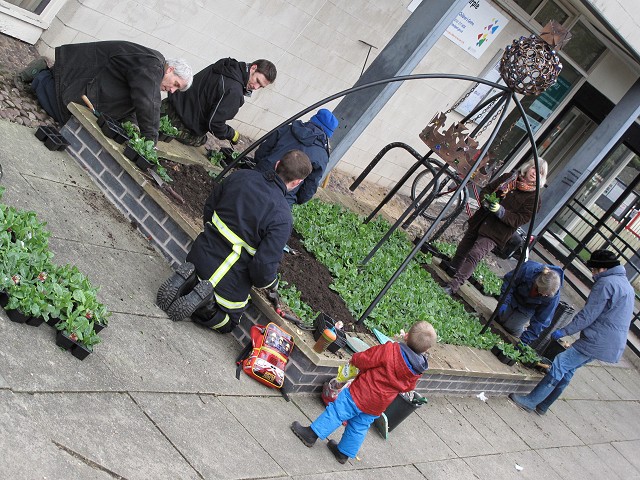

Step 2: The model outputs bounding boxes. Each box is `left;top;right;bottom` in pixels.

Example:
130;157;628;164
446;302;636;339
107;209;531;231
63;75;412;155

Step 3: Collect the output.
443;158;548;294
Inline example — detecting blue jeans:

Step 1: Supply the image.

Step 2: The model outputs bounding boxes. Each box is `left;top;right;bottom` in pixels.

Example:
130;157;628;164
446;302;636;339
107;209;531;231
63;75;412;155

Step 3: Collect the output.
310;388;378;458
31;69;63;123
537;346;593;411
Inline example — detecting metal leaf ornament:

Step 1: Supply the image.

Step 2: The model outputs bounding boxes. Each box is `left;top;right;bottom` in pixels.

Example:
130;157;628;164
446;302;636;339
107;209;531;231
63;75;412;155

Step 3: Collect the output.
500;20;570;95
419;112;495;186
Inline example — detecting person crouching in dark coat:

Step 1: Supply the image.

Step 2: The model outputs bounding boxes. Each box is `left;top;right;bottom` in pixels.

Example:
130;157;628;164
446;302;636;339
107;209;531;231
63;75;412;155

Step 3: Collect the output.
18;41;193;144
156;150;312;333
255;108;339;207
443;158;547;295
497;261;563;345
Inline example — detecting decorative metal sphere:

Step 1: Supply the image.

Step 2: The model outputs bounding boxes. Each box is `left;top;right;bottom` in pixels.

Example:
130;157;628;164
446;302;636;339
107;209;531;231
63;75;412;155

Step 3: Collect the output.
500;35;563;95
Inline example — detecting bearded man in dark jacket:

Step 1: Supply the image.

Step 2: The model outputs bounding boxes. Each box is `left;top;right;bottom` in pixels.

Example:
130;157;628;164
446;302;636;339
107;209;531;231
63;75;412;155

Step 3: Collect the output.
19;41;193;143
254;109;339;207
156;150;312;334
162;58;277;146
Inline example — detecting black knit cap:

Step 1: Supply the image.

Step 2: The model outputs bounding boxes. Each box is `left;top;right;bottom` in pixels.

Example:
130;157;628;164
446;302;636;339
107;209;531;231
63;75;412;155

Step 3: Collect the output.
586;249;620;269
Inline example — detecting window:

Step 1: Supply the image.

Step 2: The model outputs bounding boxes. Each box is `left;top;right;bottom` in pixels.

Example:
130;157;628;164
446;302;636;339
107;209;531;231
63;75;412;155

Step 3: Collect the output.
561;20;607;71
4;0;50;14
534;0;569;26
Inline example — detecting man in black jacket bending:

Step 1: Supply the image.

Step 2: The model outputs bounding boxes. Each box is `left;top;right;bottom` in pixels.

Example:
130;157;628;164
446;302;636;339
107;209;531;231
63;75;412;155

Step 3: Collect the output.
18;41;193;143
156;150;312;333
161;58;277;146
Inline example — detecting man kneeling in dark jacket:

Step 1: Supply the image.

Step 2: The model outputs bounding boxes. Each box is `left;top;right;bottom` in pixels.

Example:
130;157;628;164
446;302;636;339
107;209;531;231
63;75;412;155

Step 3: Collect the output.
156;150;312;333
17;41;193;143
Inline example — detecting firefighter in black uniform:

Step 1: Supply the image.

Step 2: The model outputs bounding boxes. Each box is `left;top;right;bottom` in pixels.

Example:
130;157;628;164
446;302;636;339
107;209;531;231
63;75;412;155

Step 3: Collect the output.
156;150;312;333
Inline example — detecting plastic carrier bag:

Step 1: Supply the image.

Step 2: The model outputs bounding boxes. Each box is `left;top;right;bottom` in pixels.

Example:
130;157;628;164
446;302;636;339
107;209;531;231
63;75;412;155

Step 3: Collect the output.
236;322;294;390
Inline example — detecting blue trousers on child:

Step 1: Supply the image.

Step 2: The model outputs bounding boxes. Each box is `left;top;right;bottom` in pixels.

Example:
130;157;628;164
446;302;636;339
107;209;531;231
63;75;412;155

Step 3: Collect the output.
310;387;378;458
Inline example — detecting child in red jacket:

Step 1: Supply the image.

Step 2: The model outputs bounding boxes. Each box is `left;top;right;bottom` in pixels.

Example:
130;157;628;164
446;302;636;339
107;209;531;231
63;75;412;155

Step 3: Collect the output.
291;321;437;463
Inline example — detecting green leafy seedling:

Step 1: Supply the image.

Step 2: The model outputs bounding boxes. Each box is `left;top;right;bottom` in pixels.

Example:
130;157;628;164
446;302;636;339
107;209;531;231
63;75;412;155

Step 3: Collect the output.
159;115;179;136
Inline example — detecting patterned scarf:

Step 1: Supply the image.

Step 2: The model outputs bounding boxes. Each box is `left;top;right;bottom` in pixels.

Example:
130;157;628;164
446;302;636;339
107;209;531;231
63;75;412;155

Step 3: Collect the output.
516;176;537;191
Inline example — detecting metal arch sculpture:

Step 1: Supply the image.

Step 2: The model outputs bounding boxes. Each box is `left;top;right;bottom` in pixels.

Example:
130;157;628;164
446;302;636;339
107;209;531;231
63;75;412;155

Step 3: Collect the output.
214;23;568;331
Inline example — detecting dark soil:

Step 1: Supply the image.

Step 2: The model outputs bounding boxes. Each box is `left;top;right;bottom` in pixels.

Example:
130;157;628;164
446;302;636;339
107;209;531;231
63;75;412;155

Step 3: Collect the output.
160;159;216;221
159;158;362;332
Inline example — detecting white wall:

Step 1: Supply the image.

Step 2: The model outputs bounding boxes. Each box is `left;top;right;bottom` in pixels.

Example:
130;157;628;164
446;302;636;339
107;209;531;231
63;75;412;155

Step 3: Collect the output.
37;0;410;141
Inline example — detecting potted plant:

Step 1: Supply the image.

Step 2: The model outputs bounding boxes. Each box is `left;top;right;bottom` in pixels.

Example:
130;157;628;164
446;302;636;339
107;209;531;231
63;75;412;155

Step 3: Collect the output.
158;115;179;142
491;341;519;366
516;342;541;367
122;122;173;182
97;114;128;144
55;312;101;359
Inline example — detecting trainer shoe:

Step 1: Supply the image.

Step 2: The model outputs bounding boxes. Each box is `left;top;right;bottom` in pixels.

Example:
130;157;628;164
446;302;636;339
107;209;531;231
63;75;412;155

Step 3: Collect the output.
166;279;214;322
156;262;197;311
327;439;349;464
291;421;318;447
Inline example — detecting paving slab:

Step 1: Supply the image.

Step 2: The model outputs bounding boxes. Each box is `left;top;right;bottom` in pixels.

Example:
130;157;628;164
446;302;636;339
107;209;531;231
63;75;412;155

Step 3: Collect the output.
550;399;621;444
415;396;499;457
0;391;112;479
100;312;274;395
604;400;640;441
46;238;170;317
0;121;97;191
611;439;640;472
602;365;640;399
589;442;640;480
537;445;624;480
134;392;285;479
414;458;481;480
489;395;583;450
588;363;639;400
461;449;564;480
291;465;427;479
23;391;197;479
446;396;529;452
0;310;122;392
10;174;152;253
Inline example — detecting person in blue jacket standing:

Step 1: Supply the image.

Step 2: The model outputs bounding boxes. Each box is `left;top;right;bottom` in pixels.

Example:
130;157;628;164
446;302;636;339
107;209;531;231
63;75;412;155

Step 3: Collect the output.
509;249;634;415
497;261;563;345
254;108;338;207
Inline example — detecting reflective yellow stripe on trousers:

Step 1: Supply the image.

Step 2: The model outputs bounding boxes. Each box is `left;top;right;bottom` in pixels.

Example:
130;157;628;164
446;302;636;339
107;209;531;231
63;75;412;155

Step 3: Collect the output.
208;212;256;310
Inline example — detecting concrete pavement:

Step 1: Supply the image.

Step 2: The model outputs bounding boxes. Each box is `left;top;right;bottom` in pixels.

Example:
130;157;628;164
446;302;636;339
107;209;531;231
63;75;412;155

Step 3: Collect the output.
2;118;640;479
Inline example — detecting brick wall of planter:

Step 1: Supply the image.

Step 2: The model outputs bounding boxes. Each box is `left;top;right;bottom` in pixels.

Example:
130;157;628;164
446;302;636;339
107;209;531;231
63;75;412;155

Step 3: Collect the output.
60;107;539;397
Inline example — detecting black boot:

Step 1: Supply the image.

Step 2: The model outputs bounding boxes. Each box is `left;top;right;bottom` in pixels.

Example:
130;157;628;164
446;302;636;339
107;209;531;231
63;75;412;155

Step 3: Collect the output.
192;303;236;334
327;439;349;464
156;262;197;311
166;279;214;322
291;421;318;448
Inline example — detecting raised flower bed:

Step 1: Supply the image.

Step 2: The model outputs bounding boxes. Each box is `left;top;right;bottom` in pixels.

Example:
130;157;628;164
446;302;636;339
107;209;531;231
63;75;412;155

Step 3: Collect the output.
58;104;543;394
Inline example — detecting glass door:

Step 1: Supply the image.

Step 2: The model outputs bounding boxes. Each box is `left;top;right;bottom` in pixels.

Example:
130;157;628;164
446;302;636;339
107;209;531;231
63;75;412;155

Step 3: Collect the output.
537;107;597;181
